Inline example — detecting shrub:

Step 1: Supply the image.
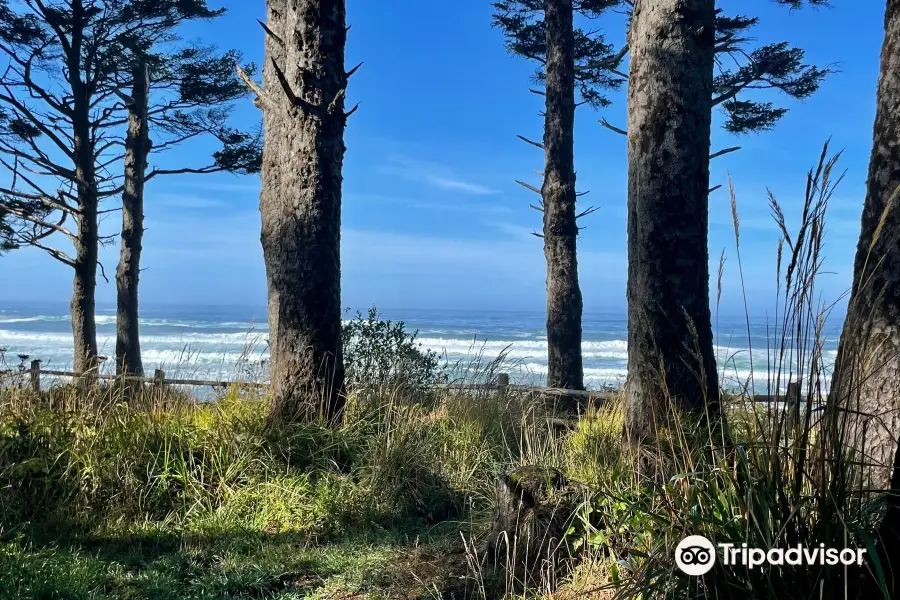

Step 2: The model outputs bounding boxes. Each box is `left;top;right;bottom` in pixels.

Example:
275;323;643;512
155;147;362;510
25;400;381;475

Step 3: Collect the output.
342;307;440;393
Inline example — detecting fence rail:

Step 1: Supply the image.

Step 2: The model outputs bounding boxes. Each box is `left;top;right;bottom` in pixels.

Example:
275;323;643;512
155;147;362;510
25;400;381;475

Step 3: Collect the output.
0;360;813;407
1;362;617;400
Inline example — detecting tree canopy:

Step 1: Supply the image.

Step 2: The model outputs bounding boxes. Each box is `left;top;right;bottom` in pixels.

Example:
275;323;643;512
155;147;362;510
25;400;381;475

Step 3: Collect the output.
492;0;627;109
0;0;260;258
493;0;831;136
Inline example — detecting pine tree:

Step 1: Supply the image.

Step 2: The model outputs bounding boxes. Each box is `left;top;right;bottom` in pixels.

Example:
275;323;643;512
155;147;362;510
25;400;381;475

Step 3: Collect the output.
240;0;358;425
493;1;828;401
622;0;829;441
623;0;718;441
111;23;262;378
0;0;260;376
493;0;623;394
115;59;150;379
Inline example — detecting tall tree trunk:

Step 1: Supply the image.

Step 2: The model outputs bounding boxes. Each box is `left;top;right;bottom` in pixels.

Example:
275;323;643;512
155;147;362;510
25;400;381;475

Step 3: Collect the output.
834;0;900;490
71;199;98;377
116;61;150;378
68;1;99;377
542;0;584;397
260;0;348;424
623;0;719;442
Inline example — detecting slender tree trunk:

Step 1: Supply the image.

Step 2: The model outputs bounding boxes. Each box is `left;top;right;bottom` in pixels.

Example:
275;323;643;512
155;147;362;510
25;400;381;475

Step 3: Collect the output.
623;0;719;442
542;0;584;398
260;0;348;424
834;0;900;490
68;2;99;377
116;61;150;378
70;200;98;377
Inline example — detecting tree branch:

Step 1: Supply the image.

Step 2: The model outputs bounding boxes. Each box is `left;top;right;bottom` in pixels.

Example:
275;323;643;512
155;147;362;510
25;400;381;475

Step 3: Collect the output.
516;179;542;195
710;146;741;160
235;62;272;111
575;206;600;220
575;44;629;72
97;260;109;283
269;57;320;116
346;62;364;78
517;135;544;150
0;202;74;239
257;18;283;47
0;85;76;159
598;118;627;136
27;238;75;267
146;165;226;180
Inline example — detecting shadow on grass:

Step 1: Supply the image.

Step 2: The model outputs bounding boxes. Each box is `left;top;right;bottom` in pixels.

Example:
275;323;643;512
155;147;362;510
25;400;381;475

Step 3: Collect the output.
0;519;479;600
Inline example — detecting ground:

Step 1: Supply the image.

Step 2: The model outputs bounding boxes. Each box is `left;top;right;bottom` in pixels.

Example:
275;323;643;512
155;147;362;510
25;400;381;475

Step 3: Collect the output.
0;521;479;599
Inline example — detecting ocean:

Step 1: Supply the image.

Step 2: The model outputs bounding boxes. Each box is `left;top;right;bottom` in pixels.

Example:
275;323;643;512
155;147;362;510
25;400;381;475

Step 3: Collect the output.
0;301;842;393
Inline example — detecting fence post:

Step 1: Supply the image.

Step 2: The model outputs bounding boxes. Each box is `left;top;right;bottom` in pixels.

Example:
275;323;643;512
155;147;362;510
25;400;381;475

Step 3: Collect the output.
154;369;165;388
30;359;40;394
497;373;509;397
786;381;801;428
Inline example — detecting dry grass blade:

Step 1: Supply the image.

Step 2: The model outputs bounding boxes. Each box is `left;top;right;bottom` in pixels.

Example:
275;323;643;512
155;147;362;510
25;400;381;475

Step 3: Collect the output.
776;237;784;296
769;189;792;250
729;175;740;247
717;249;726;307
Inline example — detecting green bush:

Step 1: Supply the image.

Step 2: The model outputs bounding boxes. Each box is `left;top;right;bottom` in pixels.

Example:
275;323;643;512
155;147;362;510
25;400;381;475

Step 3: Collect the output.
342;307;441;393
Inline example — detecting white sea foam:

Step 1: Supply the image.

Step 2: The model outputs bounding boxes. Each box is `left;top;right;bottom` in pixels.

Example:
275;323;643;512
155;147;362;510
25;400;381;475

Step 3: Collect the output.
0;315;69;324
414;337;629;360
0;329;266;346
0;313;265;330
518;362;628;384
0;330;76;343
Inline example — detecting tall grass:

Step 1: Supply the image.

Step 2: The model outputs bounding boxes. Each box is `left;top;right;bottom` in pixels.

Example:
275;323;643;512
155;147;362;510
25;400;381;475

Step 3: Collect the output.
0;346;545;531
571;145;886;600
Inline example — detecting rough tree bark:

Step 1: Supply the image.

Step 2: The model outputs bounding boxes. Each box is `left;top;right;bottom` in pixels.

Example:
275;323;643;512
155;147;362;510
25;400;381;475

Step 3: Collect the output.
68;3;99;377
542;0;584;396
834;0;900;489
623;0;720;441
259;0;349;424
116;61;150;378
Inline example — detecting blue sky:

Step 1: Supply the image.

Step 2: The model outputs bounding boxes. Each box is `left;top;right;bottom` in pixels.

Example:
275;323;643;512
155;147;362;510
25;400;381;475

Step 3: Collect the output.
0;0;886;315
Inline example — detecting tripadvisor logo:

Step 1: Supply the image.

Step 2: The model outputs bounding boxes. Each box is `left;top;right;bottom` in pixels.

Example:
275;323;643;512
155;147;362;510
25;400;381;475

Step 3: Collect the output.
675;535;867;576
675;536;717;576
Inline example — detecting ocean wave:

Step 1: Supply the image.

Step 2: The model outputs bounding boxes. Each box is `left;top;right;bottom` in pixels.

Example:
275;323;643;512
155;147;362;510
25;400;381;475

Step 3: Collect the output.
414;337;629;359
0;313;266;330
1;327;837;376
517;362;628;384
0;315;70;324
0;329;267;346
140;348;268;366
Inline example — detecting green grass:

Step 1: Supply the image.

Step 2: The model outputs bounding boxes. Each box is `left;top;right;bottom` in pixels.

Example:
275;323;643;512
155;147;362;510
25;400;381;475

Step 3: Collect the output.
0;365;888;599
0;381;535;599
0;524;473;599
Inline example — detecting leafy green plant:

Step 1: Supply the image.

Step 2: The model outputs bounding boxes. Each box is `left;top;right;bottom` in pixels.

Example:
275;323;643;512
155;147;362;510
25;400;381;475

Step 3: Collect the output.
342;307;441;393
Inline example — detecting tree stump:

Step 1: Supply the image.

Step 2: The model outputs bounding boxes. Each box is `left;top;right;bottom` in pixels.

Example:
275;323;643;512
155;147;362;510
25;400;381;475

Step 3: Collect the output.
485;466;576;584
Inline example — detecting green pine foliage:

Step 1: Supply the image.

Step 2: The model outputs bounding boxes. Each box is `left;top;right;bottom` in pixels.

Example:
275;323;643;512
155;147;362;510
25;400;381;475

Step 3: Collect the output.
492;1;831;136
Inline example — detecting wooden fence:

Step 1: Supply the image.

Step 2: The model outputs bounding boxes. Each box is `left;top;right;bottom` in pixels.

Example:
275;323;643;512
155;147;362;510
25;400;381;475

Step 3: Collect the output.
1;360;810;407
2;362;615;400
